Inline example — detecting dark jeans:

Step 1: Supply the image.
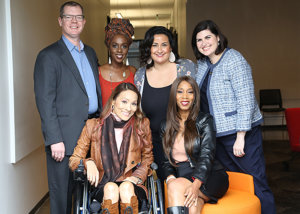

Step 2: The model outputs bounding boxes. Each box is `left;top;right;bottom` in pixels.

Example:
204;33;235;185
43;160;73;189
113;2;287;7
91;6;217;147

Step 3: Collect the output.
216;126;276;214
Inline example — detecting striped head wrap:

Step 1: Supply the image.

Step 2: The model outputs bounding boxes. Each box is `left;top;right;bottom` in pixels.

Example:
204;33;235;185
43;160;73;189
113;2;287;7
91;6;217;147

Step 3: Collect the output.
105;18;134;47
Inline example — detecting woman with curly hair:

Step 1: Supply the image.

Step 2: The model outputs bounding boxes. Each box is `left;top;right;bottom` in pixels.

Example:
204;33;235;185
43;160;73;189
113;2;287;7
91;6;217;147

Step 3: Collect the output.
134;26;196;180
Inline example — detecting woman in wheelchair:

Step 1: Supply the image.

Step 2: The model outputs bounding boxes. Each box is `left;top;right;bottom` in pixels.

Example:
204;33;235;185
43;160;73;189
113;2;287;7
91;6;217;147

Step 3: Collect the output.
70;83;153;214
161;76;229;214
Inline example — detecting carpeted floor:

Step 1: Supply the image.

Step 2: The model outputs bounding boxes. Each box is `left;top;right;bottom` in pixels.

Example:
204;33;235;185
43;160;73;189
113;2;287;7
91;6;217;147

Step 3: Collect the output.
34;139;300;214
264;140;300;214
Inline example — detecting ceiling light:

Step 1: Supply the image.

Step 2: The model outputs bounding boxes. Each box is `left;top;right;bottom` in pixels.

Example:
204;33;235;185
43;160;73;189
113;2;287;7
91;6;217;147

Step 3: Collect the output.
116;13;123;18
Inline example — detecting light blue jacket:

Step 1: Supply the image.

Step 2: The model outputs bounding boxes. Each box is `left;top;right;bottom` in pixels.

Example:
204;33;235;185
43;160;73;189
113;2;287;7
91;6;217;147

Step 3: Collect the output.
195;48;263;137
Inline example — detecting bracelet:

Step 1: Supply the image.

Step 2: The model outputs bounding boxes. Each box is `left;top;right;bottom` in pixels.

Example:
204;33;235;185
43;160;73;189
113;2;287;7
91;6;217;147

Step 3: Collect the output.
166;175;176;184
136;177;143;184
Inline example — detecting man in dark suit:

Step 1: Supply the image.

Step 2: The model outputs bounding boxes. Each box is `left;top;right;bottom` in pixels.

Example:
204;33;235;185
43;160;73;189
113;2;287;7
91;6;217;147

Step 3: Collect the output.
34;1;102;213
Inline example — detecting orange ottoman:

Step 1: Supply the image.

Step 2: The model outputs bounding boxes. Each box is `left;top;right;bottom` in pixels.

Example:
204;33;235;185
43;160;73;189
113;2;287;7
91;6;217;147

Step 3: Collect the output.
165;171;261;214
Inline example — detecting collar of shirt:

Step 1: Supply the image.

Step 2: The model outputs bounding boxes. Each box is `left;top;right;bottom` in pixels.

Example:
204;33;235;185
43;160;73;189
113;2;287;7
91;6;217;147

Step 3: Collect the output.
62;35;84;52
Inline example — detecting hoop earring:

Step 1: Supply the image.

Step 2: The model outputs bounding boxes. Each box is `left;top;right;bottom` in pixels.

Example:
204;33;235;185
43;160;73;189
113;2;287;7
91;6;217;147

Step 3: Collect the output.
112;105;114;111
126;58;129;66
108;56;111;64
147;58;152;65
169;51;175;63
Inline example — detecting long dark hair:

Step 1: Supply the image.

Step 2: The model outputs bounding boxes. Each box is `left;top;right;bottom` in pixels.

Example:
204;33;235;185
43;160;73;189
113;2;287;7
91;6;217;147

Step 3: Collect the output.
139;26;179;69
163;76;200;164
191;20;228;61
99;83;147;146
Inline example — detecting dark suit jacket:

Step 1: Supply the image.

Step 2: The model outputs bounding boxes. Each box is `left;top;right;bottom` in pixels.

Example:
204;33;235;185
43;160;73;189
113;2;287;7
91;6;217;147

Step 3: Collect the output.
34;38;102;155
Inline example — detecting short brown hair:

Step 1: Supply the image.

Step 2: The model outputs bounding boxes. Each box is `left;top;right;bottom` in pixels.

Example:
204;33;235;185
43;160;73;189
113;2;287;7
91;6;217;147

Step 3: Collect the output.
60;1;84;18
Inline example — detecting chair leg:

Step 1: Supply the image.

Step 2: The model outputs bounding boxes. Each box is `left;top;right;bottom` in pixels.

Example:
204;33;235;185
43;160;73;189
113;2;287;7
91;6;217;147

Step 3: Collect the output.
120;196;138;214
167;206;188;214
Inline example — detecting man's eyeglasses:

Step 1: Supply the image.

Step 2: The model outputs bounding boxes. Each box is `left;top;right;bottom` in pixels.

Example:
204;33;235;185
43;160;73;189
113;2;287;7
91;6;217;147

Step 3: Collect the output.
62;14;85;22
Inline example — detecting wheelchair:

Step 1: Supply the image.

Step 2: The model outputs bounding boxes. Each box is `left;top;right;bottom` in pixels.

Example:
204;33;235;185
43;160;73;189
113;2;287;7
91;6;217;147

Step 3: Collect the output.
74;160;164;214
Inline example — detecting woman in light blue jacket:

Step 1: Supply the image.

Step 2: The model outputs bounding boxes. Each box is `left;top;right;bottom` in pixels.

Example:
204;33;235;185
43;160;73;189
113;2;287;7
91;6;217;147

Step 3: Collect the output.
191;20;275;214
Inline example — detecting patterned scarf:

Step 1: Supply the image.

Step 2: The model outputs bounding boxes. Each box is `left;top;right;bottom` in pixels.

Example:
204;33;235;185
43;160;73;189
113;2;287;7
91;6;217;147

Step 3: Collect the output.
99;114;133;185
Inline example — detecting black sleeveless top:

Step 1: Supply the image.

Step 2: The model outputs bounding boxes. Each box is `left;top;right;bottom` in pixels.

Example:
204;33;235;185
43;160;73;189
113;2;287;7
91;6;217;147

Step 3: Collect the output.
142;74;171;145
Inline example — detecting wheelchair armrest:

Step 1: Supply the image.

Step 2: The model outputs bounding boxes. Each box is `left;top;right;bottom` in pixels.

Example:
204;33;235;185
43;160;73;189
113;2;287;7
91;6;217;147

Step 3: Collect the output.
74;159;86;182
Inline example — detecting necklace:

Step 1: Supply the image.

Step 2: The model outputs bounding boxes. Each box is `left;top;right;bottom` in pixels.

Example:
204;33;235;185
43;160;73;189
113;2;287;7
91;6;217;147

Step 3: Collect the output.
109;70;113;92
109;69;127;92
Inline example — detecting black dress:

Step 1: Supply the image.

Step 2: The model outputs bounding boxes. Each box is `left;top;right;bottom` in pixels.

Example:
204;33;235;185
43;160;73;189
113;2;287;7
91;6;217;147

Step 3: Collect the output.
142;74;171;180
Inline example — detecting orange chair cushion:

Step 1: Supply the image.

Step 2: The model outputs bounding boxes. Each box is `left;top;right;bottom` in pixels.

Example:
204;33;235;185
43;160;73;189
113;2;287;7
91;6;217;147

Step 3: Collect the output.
227;171;255;194
202;189;261;214
164;171;261;214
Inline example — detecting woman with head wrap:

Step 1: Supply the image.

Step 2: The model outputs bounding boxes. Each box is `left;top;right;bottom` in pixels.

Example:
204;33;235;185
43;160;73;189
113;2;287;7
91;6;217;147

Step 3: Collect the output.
99;18;136;106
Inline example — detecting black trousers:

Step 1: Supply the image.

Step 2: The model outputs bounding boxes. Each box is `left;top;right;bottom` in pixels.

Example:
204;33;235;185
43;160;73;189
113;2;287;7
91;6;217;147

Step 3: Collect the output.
46;148;75;214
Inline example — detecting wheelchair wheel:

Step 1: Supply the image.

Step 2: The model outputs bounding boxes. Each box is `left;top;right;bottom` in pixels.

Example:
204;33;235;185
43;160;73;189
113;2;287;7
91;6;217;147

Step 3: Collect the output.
147;164;164;214
74;179;90;214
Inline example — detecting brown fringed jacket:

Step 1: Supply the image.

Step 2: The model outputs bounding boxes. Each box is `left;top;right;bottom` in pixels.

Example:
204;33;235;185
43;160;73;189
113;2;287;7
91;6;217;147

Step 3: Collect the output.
69;117;153;184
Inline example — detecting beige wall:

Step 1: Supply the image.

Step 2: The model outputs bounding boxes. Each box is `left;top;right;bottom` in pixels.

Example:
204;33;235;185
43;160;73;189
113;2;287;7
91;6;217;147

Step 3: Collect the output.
81;0;110;65
173;0;187;57
133;27;150;40
186;0;300;107
131;0;188;57
0;0;109;212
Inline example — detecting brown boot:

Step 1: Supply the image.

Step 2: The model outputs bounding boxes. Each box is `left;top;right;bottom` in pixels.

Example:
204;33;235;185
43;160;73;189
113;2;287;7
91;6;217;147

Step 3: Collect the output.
120;196;138;214
101;199;119;214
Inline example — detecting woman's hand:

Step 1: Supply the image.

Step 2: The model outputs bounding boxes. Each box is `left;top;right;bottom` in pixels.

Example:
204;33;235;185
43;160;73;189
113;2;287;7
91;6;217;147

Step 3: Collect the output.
233;131;246;157
184;179;201;207
123;176;139;185
86;160;99;187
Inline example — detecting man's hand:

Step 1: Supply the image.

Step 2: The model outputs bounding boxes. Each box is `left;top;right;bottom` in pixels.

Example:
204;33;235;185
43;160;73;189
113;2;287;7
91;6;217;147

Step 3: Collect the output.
51;142;65;162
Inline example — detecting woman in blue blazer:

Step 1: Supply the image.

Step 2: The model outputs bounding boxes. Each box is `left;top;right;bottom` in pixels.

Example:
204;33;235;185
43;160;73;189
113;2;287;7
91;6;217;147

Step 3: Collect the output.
191;20;276;214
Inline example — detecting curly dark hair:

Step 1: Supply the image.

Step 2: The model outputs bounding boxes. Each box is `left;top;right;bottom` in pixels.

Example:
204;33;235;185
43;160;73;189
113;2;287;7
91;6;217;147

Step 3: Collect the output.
191;20;228;61
140;26;179;69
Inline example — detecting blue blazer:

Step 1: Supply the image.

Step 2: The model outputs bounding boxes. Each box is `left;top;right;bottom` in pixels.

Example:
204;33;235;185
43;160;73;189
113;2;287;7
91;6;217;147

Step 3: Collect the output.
195;48;262;137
